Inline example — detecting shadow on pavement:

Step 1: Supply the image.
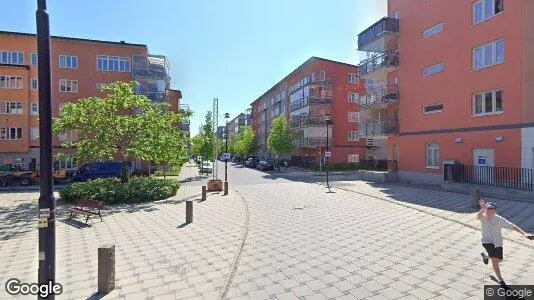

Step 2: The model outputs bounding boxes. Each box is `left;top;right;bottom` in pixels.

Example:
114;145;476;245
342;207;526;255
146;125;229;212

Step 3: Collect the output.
58;218;93;229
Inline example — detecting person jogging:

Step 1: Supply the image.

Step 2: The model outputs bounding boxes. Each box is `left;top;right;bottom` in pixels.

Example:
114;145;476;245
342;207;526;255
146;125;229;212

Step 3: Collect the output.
476;198;532;287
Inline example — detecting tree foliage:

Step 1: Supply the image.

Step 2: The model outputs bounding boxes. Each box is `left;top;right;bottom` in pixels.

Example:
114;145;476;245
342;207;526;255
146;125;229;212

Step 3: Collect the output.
53;81;190;182
267;115;294;158
233;126;258;158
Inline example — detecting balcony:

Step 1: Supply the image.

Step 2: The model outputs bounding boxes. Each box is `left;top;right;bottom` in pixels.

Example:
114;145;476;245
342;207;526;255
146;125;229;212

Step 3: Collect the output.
289;76;333;95
290;116;327;128
358;85;398;109
290;96;333;112
358;17;399;52
135;89;167;102
359;122;399;137
293;137;332;148
358;52;398;80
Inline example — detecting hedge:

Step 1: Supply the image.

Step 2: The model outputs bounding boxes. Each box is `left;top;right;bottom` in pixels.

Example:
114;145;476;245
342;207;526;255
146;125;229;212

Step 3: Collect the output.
59;177;179;205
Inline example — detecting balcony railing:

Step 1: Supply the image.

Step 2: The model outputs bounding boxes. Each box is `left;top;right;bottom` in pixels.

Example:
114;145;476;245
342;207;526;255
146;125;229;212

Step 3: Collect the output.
357;17;399;51
290;117;327;128
293;137;332;148
290;96;333;112
359;122;399;137
289;76;334;95
136;90;167;102
358;85;398;108
359;52;399;77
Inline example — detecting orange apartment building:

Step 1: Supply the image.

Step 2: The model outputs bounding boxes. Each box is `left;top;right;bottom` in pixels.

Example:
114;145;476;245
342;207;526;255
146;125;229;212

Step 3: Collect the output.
0;31;181;171
251;57;367;165
357;0;534;185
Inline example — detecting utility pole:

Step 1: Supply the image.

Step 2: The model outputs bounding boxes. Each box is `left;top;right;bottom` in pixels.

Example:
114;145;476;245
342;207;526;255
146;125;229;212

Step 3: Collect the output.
36;0;56;297
224;113;230;195
324;115;333;190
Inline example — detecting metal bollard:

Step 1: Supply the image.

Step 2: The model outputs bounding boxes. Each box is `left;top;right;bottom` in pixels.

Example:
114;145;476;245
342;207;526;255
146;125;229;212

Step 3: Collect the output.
98;244;115;294
186;200;193;223
471;187;481;209
224;181;229;196
201;185;207;201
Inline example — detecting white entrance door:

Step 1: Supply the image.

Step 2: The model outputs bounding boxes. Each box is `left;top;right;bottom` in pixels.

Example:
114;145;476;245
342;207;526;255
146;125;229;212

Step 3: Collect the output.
473;148;495;185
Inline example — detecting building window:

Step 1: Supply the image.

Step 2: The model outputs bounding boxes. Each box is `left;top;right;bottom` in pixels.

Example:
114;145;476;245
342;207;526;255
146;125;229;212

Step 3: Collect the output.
31;127;39;140
473;90;503;116
348;131;359;141
59;55;78;69
58;155;76;169
423;22;444;39
348;112;359;122
348;73;359;84
59;79;78;93
0;75;23;89
473;39;504;70
348;154;360;163
423;104;444;114
426;143;440;168
423;63;444;76
0;127;23;140
348;92;359;103
59;131;77;142
473;0;504;24
0;102;23;115
0;51;24;65
97;55;131;72
31;78;38;90
31;103;39;115
96;83;106;91
31;53;38;66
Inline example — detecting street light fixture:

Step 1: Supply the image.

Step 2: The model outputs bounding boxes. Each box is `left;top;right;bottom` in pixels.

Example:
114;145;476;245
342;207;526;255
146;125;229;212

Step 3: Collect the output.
223;113;230;195
324;115;333;191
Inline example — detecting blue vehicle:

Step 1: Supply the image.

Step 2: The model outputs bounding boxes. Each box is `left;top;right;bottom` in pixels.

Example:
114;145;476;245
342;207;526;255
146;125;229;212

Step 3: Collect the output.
71;161;126;182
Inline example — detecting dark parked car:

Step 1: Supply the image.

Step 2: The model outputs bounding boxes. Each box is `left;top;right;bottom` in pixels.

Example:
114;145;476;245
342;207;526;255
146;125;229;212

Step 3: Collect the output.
71;161;126;182
256;161;274;171
245;158;259;168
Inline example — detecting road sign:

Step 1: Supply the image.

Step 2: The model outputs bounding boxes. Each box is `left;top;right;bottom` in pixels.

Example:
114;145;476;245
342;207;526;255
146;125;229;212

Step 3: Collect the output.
222;153;231;161
324;151;332;158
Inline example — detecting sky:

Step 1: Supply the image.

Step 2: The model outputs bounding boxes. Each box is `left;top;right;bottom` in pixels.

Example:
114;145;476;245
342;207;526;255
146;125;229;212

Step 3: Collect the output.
1;0;385;136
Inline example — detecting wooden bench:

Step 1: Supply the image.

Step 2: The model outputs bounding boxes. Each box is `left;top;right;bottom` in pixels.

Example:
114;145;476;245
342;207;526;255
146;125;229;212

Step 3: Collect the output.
68;199;105;223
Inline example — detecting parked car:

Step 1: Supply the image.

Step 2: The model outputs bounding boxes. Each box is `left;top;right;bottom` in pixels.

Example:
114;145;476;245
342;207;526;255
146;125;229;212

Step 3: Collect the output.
245;158;259;168
53;168;77;184
256;161;274;171
71;161;126;182
200;161;213;174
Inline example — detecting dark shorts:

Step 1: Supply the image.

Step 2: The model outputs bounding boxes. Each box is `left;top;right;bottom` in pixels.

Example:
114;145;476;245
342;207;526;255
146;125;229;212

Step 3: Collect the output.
483;243;503;260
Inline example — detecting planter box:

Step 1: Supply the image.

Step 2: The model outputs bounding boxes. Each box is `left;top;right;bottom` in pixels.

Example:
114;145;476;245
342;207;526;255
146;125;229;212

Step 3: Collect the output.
207;179;223;192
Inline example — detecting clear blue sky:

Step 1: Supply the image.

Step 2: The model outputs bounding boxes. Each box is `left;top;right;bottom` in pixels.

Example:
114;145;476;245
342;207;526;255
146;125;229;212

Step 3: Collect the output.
2;0;385;135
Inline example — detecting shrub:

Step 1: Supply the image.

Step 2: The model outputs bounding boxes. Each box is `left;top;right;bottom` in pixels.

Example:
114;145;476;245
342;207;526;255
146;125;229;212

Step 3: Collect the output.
59;177;179;205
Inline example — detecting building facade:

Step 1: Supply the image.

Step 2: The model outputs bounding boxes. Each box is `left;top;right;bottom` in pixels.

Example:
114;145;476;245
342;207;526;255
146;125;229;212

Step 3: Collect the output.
357;0;534;184
251;57;367;164
226;110;252;141
0;31;180;170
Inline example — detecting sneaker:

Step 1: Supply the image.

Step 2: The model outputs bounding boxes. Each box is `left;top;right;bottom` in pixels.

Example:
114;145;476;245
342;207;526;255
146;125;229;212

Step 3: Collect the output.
481;252;489;265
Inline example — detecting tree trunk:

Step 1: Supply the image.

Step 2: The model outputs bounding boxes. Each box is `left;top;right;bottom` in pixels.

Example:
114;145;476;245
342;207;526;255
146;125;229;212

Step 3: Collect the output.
163;164;167;179
121;161;129;183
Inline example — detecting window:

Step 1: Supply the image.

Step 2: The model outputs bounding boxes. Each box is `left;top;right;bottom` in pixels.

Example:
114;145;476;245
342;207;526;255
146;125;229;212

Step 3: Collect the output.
97;55;131;72
348;73;359;84
59;79;78;93
59;55;78;69
31;127;39;140
393;9;399;19
0;51;24;65
348;154;360;163
423;22;444;39
0;75;23;89
59;131;77;142
0;127;23;140
473;39;504;70
31;53;38;66
0;102;23;115
426;143;440;168
58;155;76;169
473;90;503;115
366;79;375;91
348;92;359;103
423;104;444;114
348;112;359;122
31;103;39;115
348;131;359;141
31;78;38;90
423;63;444;76
473;0;504;24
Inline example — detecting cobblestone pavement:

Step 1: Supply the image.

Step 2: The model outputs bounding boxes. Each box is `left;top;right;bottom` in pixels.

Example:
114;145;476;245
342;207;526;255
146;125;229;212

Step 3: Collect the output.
0;163;533;299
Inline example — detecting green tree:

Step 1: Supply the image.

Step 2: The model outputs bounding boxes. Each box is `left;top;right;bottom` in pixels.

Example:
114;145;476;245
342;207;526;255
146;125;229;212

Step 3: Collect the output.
198;111;215;160
53;82;189;182
191;135;204;157
267;116;294;160
234;126;258;158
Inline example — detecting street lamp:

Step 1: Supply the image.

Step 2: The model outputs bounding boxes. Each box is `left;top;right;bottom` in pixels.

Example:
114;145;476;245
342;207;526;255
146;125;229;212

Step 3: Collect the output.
324;115;333;190
36;0;56;296
223;113;230;195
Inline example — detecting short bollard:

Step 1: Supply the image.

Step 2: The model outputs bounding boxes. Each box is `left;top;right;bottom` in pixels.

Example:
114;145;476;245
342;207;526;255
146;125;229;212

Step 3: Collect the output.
224;181;229;196
98;244;115;294
201;186;207;201
186;200;193;224
471;187;481;209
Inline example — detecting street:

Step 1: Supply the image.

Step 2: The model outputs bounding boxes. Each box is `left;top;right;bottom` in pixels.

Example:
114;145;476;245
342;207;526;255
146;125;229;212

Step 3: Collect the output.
0;162;533;299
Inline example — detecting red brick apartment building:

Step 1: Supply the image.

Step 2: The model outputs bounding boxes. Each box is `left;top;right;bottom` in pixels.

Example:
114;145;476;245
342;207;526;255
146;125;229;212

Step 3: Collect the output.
357;0;534;185
0;31;181;171
251;57;367;164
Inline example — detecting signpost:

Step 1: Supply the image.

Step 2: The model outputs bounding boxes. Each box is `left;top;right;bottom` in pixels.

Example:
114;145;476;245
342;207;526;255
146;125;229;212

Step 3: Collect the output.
324;151;332;158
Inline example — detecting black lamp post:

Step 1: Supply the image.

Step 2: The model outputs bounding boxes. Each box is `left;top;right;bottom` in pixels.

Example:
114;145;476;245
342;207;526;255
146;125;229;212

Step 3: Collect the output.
223;113;230;195
36;0;56;296
324;115;333;190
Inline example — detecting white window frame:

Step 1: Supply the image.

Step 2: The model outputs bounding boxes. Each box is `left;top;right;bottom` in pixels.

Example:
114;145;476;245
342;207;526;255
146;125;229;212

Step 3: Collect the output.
423;22;444;39
58;155;76;169
31;77;39;91
423;63;444;76
348;111;359;123
473;0;504;25
348;92;359;103
0;50;24;65
348;131;359;141
59;79;78;93
348;73;359;84
473;89;503;116
59;55;78;69
0;127;23;140
0;101;23;115
31;103;39;116
31;127;39;141
422;103;444;115
31;53;38;66
473;39;504;70
348;154;360;163
0;75;23;89
426;143;440;168
96;55;131;72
